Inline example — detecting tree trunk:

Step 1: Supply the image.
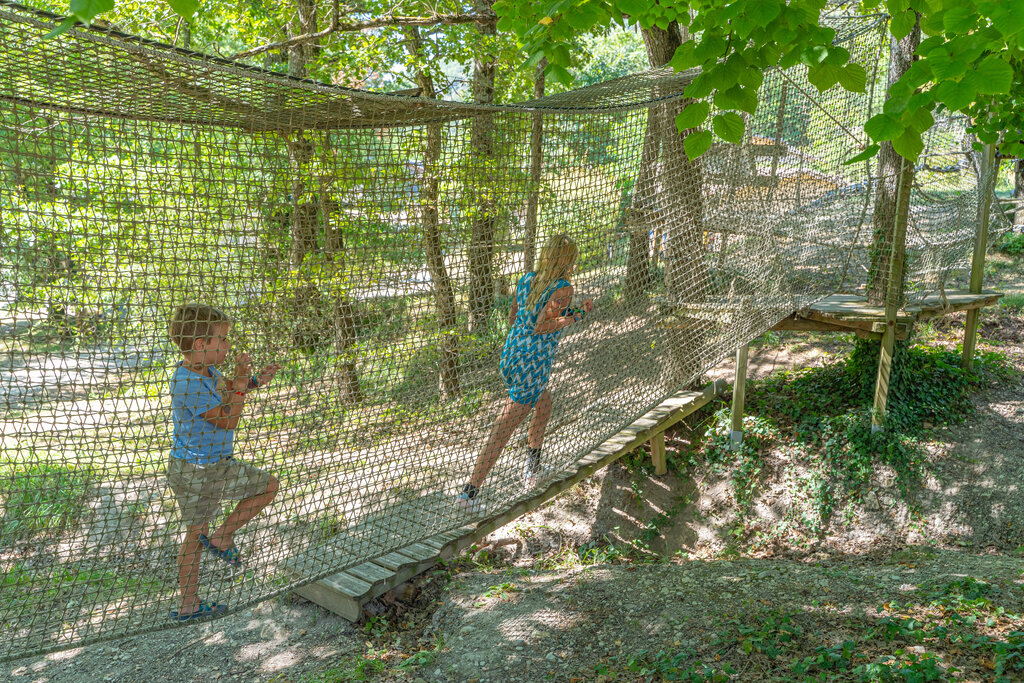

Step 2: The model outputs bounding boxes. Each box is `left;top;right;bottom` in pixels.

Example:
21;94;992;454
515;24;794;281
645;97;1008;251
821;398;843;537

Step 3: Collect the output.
467;0;498;334
286;0;361;404
288;0;318;78
523;59;546;272
867;19;920;307
1015;159;1024;226
641;24;709;389
406;28;461;400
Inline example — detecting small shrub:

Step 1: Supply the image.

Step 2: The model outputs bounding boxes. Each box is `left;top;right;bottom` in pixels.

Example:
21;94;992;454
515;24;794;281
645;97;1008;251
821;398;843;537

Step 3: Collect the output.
995;230;1024;256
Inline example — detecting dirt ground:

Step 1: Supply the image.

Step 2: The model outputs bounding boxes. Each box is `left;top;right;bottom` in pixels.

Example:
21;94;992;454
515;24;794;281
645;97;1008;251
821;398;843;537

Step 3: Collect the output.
4;302;1023;683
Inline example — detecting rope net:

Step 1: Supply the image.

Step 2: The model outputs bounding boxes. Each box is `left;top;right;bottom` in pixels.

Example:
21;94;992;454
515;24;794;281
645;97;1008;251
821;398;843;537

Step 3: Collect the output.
0;2;1006;661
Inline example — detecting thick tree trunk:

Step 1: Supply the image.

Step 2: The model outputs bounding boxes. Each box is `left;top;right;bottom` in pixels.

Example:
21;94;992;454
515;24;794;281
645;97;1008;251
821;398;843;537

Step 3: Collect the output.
407;28;461;400
867;20;920;307
523;59;546;272
467;0;498;334
640;24;709;389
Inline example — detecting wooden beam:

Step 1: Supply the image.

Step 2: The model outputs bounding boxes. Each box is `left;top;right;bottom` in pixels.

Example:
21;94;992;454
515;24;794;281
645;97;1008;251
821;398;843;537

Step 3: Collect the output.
872;157;912;431
962;144;997;370
729;343;749;450
650;432;667;475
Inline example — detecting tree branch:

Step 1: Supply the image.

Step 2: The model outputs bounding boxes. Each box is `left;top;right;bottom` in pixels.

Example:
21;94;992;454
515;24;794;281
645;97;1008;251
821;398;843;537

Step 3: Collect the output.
230;10;496;61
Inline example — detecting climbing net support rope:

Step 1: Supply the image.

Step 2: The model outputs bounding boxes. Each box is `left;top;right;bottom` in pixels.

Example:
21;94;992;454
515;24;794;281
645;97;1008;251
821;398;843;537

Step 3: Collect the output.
0;1;1008;661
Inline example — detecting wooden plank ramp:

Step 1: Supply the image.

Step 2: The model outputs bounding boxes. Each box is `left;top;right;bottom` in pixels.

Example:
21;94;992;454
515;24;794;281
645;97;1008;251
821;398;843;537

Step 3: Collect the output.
773;289;1003;339
282;380;727;621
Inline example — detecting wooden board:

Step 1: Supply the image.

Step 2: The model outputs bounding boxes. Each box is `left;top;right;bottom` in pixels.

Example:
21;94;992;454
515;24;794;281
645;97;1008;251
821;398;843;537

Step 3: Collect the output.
284;381;728;622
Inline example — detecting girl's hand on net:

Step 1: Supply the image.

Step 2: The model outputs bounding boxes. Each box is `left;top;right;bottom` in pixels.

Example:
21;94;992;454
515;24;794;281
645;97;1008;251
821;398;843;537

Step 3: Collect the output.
256;363;282;387
231;353;252;392
582;299;594;314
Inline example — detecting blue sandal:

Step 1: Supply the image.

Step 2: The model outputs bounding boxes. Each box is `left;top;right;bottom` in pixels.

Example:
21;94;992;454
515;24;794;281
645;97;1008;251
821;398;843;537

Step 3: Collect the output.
169;600;227;622
198;534;241;566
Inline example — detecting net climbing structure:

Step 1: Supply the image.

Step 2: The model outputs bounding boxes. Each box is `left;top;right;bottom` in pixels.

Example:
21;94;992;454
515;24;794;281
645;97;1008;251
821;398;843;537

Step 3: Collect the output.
0;1;1007;661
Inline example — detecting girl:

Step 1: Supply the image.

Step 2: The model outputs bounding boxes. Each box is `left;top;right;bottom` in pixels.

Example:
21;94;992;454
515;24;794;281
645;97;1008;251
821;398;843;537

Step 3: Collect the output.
458;234;594;512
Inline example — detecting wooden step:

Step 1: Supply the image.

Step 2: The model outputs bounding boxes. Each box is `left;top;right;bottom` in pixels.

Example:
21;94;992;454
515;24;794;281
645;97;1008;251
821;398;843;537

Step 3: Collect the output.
282;381;727;622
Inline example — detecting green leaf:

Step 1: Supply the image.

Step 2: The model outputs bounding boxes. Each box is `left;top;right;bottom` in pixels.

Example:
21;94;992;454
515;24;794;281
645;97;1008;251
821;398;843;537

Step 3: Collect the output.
667;41;700;71
615;0;648;16
844;144;880;165
942;7;977;34
838;63;867;93
694;34;728;63
932;78;974;110
675;101;710;130
807;63;843;91
566;7;599;30
713;112;746;143
864;113;904;142
69;0;114;22
892;128;924;160
43;16;78;40
746;0;780;28
714;85;758;114
927;54;967;81
546;64;573;87
668;41;698;71
800;45;829;66
683;129;713;160
738;65;764;90
975;56;1013;94
992;2;1024;38
684;74;715;99
166;0;200;18
890;10;916;40
905;107;934;134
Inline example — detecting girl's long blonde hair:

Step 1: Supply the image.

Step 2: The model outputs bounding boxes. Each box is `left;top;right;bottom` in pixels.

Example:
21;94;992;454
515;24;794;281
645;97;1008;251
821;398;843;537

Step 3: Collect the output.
527;234;579;309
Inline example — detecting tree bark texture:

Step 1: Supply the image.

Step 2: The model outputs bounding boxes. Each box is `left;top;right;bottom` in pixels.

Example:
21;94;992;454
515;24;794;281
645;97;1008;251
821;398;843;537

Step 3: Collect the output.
640;24;709;389
467;0;498;334
867;19;920;307
285;3;361;403
523;58;546;273
288;0;318;79
407;27;462;400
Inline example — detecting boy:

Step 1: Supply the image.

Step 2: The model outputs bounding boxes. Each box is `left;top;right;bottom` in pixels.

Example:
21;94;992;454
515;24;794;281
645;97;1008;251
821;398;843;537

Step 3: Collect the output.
166;303;281;621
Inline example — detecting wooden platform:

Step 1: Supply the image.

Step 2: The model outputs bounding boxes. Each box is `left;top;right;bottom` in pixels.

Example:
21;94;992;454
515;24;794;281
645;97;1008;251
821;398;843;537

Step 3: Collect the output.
282;380;727;621
773;289;1003;339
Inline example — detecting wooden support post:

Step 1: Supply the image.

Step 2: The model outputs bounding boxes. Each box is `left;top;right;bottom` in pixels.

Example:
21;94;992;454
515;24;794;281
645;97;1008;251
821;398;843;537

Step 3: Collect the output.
729;343;749;450
650;432;667;475
962;143;997;371
872;159;911;432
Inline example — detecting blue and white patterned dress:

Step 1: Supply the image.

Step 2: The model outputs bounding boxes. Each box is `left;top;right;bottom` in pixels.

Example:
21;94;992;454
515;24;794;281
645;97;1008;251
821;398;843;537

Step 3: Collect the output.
499;272;572;406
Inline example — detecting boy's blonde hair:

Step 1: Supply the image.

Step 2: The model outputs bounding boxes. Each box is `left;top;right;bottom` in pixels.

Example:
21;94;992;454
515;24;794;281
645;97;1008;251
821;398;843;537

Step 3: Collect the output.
527;234;579;309
168;303;230;352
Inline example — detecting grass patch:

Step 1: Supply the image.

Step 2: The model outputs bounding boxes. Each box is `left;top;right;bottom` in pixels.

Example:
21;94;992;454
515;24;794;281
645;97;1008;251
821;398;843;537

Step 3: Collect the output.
1001;293;1024;312
602;575;1023;682
0;463;93;543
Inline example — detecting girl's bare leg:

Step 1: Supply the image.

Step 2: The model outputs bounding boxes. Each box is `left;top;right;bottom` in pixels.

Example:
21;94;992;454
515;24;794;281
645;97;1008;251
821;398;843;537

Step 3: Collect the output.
527;390;552;450
468;399;533;489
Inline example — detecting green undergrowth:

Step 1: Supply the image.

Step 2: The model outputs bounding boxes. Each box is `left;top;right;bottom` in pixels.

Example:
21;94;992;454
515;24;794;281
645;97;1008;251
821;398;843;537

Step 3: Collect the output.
689;339;1013;537
604;573;1023;682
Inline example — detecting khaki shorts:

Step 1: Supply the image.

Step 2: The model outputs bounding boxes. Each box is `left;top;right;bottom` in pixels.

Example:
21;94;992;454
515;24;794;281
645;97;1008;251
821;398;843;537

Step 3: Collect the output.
166;457;272;527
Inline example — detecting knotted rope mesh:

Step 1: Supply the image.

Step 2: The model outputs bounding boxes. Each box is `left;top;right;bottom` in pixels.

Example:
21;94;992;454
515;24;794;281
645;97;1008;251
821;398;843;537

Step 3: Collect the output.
0;2;1005;661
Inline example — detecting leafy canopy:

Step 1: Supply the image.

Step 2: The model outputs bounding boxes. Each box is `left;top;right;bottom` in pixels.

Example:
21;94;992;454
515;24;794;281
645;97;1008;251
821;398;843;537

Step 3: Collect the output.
494;0;1024;161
